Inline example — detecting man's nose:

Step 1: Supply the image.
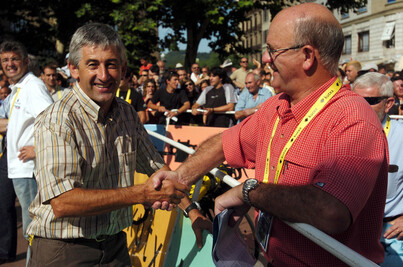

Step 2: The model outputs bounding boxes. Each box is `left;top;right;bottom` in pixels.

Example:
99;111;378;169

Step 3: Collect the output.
97;65;110;81
262;50;272;65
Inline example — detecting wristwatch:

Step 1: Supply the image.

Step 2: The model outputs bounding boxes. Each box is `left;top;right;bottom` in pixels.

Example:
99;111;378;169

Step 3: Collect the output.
183;201;201;217
242;179;259;206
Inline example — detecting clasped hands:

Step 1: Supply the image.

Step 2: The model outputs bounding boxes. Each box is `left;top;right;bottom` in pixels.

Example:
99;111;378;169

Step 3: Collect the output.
150;170;250;226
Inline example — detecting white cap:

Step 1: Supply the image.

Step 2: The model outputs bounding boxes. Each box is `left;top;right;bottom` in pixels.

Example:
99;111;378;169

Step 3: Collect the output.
220;59;233;68
361;63;378;71
175;63;183;68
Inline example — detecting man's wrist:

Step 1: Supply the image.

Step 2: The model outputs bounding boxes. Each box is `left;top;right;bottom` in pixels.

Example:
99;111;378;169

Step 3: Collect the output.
183;201;201;217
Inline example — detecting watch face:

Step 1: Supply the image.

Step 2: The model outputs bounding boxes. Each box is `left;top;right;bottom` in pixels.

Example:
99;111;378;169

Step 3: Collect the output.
246;179;258;186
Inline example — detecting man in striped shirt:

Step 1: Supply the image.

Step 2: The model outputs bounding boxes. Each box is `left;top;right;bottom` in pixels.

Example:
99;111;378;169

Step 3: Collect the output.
26;23;187;266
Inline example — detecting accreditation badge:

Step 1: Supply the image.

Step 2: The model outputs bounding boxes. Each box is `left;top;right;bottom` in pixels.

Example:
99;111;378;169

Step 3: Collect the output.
256;210;273;252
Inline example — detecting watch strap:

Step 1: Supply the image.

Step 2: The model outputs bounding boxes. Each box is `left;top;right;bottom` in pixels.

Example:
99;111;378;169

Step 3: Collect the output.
183;202;200;217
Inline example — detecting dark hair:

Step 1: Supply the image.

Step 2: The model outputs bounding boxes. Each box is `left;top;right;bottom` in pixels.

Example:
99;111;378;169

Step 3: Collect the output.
210;67;232;84
150;65;160;75
0;40;28;60
42;64;57;73
142;79;157;97
337;68;345;78
165;71;179;82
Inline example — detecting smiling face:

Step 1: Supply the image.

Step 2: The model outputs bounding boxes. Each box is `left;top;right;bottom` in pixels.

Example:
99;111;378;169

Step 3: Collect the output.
1;51;28;83
69;45;126;112
42;67;57;90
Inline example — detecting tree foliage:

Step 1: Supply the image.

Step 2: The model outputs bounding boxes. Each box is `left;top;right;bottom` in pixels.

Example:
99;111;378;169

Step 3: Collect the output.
0;0;367;69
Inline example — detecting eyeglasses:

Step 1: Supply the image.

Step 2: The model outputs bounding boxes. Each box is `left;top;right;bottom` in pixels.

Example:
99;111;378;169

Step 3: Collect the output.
240;61;248;63
185;83;193;87
363;96;389;105
267;45;304;59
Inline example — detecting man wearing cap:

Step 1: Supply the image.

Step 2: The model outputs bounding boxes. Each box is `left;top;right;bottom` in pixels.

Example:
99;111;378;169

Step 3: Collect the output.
358;63;379;76
353;72;403;266
220;59;233;77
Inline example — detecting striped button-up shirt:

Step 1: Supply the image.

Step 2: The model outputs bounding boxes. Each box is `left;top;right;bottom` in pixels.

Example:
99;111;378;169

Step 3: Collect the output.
27;83;164;239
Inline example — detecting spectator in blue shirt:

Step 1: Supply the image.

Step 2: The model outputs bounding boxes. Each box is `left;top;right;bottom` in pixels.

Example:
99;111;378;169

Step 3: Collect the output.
234;72;272;123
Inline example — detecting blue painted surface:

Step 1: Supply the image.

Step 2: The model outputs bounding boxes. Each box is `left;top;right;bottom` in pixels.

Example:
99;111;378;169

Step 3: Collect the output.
144;124;166;152
164;212;214;267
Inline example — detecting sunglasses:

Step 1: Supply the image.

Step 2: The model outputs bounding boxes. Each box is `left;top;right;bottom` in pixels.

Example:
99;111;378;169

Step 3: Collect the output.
185;83;193;86
364;96;388;105
240;61;248;63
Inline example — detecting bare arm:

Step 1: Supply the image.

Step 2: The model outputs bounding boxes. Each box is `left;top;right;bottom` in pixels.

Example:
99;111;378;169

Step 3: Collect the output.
167;101;190;118
204;103;234;117
147;101;166;113
0;118;7;135
50;176;188;218
215;183;351;235
151;133;225;188
191;102;202;116
234;107;257;120
233;80;245;90
137;110;147;124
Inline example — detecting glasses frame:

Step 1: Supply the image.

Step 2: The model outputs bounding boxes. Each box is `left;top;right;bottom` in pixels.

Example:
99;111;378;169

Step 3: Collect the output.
363;96;389;105
267;45;304;59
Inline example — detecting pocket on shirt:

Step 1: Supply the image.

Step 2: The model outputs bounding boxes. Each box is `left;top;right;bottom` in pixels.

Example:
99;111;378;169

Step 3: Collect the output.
118;151;136;186
280;159;313;185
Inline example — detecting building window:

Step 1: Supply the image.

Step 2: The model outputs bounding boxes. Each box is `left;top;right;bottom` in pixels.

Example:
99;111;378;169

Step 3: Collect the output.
382;22;395;48
263;30;268;43
358;31;369;52
388;0;396;3
263;9;268;22
358;6;367;13
341;13;349;19
343;35;351;54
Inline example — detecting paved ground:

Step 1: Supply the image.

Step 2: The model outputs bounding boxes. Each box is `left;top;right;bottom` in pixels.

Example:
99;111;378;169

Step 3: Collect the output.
3;202;27;267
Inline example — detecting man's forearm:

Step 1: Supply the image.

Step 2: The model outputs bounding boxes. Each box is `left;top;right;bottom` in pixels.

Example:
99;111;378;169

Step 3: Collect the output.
0;118;8;134
249;184;351;234
51;175;186;218
177;102;190;114
213;103;234;112
176;133;225;186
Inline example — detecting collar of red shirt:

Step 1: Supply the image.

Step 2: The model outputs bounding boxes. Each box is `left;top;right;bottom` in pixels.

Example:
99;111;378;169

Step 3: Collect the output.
276;77;338;124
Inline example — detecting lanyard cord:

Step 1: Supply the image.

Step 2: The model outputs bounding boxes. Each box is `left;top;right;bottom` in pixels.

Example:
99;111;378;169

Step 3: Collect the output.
116;88;131;103
263;79;342;184
384;116;391;137
9;87;21;119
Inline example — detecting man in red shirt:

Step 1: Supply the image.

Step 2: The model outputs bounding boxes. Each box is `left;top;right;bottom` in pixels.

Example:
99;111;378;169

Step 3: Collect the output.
152;3;388;266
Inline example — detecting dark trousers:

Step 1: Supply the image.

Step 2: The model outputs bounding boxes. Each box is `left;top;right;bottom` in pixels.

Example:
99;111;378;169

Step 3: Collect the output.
28;232;131;267
0;151;17;260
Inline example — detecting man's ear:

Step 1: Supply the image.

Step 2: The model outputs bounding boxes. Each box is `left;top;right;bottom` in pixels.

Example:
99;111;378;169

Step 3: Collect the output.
69;62;79;80
302;45;316;71
385;97;395;114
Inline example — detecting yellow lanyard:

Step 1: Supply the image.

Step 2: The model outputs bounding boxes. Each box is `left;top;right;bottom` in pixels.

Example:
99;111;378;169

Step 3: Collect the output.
384;116;391;137
9;87;21;119
263;79;342;184
116;88;131;103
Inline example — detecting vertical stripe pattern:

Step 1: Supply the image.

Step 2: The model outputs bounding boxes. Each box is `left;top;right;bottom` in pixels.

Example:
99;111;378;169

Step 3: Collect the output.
27;83;164;239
